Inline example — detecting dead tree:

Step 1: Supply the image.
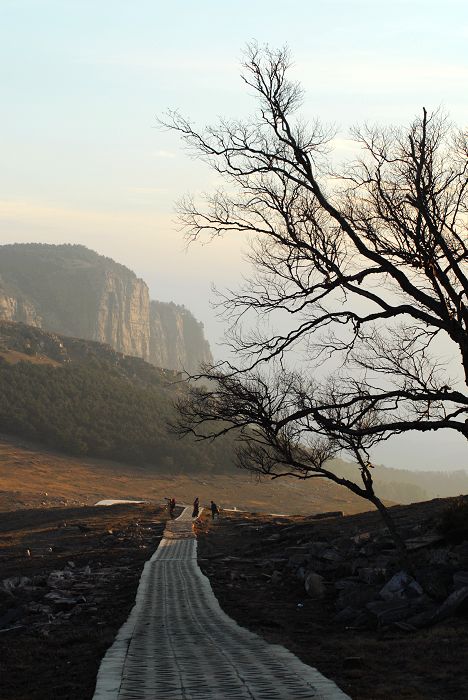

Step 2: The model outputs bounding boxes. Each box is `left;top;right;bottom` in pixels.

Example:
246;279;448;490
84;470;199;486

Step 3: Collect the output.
164;45;468;561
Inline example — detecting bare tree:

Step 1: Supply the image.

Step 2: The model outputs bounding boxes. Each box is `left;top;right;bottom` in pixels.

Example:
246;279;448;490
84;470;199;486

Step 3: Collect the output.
164;45;468;559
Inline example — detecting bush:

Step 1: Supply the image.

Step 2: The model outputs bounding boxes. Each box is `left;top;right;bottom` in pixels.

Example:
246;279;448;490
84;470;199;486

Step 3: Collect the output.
438;496;468;542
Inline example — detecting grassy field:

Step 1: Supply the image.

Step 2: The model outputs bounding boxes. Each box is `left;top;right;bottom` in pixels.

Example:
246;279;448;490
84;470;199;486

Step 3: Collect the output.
0;436;371;516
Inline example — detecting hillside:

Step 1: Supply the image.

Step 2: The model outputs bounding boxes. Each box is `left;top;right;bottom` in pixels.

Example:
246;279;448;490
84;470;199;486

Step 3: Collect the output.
0;321;466;505
0;320;230;471
0;243;212;373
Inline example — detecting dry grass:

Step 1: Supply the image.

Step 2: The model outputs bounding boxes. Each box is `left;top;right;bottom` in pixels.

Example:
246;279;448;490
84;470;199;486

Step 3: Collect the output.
0;436;371;516
0;350;60;366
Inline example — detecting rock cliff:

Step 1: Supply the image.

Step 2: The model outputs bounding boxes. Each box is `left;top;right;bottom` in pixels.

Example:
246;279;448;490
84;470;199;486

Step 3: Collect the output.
0;243;212;372
149;300;212;374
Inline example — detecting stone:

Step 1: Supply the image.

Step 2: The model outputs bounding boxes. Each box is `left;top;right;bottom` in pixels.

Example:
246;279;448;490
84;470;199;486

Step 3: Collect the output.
431;586;468;623
379;571;423;601
426;547;451;566
336;584;380;611
366;599;412;624
453;571;468;589
296;567;306;581
44;591;87;610
357;567;388;585
343;657;364;669
406;534;445;550
2;576;31;592
304;572;326;598
270;570;282;585
321;548;343;562
47;570;74;587
352;532;371;545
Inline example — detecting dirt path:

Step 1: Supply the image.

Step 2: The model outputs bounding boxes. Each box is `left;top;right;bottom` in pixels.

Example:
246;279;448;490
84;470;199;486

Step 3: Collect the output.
94;508;349;699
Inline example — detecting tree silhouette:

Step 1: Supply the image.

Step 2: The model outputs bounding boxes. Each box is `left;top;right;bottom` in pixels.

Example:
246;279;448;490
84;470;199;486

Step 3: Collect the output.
166;45;468;561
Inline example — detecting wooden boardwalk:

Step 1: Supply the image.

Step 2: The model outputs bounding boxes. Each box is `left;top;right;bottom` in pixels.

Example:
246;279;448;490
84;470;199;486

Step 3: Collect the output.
93;507;350;699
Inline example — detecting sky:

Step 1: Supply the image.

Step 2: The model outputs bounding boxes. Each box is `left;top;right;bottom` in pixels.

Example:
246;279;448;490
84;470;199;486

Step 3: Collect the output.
1;0;467;471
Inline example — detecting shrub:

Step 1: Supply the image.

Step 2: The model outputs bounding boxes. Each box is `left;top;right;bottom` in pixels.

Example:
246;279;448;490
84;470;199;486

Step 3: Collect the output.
438;496;468;542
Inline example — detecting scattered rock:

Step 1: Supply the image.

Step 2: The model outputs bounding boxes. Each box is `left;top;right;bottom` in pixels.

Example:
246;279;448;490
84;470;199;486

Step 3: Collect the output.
406;534;445;550
367;598;412;624
270;570;282;585
2;576;31;593
343;656;364;669
304;572;326;598
431;586;468;623
379;571;423;601
357;567;388;585
352;532;371;545
454;571;468;590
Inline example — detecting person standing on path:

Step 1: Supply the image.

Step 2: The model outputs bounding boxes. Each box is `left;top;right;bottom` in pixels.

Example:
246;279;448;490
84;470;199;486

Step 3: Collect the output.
169;497;176;518
210;500;219;520
192;497;200;518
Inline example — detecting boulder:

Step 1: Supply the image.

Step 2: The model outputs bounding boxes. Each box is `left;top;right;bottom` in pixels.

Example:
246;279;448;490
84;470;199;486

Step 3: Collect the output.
379;571;423;601
304;572;326;599
368;594;432;626
453;571;468;590
270;570;282;585
367;599;412;624
321;548;343;563
431;586;468;623
2;576;31;593
357;567;388;585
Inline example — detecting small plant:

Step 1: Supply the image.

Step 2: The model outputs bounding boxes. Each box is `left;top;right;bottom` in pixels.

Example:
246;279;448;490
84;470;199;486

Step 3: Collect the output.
438;496;468;542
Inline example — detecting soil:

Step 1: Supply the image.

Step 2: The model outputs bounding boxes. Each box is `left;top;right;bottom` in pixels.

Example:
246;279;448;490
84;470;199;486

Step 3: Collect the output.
0;503;167;700
1;436;467;699
196;503;468;700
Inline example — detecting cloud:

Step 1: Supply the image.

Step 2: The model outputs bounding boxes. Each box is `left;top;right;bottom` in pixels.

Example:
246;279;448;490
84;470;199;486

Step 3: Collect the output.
152;150;176;159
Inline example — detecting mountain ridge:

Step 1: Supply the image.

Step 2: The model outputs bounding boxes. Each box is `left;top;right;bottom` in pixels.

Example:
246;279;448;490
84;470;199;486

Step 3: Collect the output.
0;243;212;373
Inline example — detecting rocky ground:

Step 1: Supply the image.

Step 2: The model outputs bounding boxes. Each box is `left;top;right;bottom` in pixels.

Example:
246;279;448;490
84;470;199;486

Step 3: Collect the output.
2;495;467;699
196;497;468;700
0;503;167;699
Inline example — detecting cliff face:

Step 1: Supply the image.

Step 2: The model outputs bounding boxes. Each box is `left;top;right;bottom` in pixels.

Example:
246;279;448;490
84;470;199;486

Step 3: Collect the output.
0;243;212;372
149;301;213;374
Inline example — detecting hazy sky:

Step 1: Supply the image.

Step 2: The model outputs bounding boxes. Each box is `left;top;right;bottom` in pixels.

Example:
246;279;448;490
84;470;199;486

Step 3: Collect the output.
1;0;467;470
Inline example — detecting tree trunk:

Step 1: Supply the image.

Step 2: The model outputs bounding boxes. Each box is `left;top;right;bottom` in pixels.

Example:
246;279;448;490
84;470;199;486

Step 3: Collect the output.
370;495;415;575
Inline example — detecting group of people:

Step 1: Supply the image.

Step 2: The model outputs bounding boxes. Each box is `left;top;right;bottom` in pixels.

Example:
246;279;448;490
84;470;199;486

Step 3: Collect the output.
166;497;219;519
192;497;220;519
